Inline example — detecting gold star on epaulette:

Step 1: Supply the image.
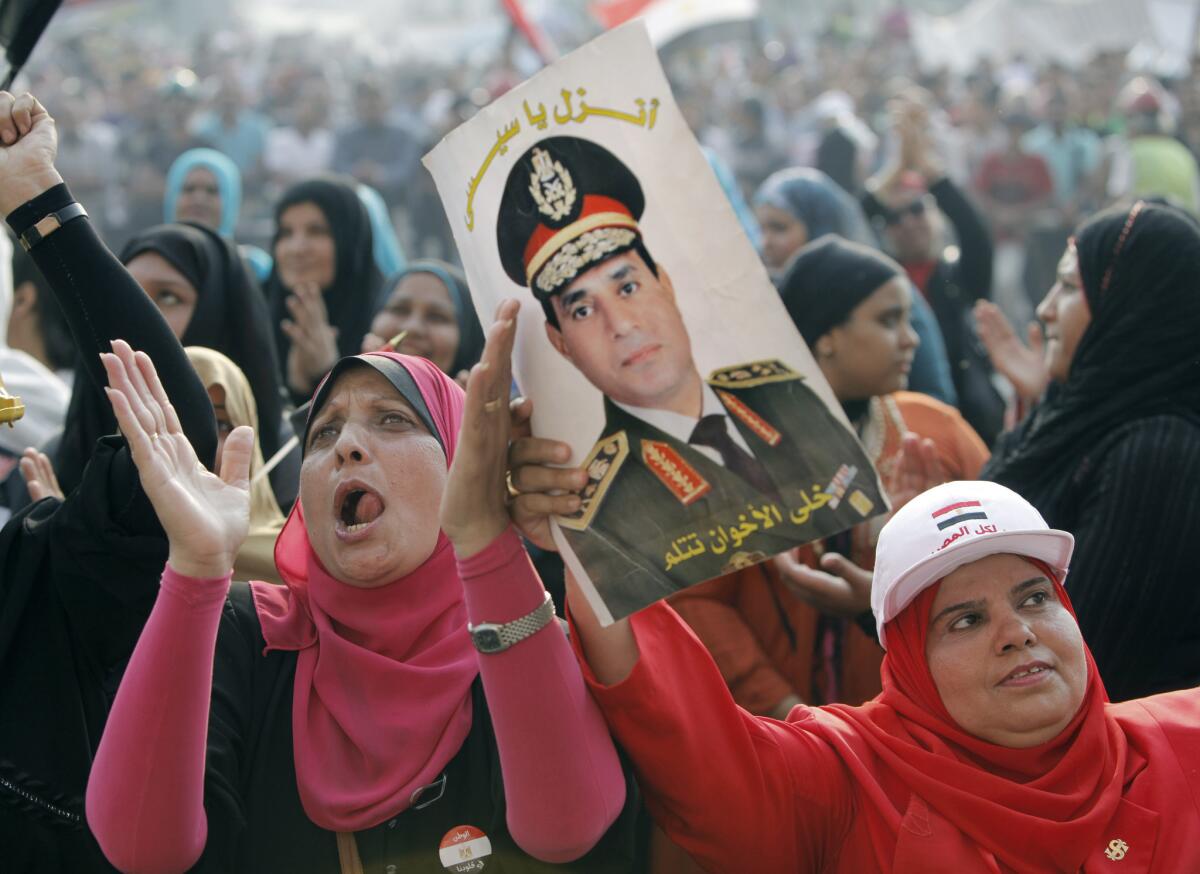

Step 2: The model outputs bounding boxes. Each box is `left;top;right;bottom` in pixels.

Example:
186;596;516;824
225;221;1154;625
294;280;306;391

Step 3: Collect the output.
556;431;629;531
707;359;802;389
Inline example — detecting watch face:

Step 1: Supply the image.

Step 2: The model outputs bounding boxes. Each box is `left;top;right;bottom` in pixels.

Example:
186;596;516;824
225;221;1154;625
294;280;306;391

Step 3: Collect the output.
473;627;503;653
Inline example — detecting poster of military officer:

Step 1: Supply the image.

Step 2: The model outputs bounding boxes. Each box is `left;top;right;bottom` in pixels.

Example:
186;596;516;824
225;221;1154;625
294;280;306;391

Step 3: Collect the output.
424;23;886;625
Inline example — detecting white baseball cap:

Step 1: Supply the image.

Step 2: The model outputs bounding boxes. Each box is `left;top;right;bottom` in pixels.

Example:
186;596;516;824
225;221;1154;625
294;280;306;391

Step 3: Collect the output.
871;481;1074;649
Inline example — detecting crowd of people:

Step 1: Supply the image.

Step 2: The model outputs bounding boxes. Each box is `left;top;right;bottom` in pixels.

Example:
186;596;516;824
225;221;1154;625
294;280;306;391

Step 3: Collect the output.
2;4;1200;873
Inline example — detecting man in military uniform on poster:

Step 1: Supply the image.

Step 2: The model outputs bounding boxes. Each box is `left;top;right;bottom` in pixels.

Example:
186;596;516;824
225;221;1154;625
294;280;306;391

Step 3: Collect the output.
497;136;885;620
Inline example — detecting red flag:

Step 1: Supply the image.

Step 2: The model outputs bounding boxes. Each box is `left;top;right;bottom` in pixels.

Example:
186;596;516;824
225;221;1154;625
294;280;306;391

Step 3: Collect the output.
589;0;658;30
499;0;557;63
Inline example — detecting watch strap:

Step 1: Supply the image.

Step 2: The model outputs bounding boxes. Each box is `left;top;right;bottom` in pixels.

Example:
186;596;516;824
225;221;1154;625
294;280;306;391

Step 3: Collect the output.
469;590;555;654
19;202;88;251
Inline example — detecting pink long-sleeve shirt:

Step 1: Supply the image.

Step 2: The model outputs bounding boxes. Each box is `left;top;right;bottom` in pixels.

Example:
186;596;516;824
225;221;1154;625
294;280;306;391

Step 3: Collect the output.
86;528;625;873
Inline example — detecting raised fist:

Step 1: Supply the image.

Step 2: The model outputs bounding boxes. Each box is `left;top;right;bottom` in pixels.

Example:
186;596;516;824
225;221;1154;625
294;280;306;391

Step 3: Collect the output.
0;91;64;216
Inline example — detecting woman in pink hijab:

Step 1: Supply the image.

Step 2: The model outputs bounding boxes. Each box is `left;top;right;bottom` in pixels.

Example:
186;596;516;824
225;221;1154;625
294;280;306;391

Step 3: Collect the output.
84;300;645;873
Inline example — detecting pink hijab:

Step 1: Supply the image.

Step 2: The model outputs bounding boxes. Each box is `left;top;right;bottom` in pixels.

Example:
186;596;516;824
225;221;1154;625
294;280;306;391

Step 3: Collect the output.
249;353;477;832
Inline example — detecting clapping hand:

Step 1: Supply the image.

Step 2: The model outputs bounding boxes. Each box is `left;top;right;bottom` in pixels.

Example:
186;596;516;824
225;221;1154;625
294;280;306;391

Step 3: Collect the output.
20;449;64;501
282;281;340;396
890;431;945;513
102;339;254;579
773;549;874;618
974;300;1049;403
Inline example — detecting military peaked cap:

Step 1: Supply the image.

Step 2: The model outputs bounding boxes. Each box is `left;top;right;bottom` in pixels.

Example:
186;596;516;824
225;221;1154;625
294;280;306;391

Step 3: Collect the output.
497;136;646;300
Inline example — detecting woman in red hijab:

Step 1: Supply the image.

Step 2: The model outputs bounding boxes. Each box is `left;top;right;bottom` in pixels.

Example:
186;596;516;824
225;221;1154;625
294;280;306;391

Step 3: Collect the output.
84;302;647;872
508;451;1200;870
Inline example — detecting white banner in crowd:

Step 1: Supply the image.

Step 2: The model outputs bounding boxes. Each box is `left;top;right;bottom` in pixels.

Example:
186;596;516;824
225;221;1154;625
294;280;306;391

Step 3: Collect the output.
424;22;885;625
911;0;1199;74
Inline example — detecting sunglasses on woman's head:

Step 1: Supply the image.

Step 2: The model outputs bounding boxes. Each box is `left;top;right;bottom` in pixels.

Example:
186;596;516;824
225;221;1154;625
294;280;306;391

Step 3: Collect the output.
885;200;928;225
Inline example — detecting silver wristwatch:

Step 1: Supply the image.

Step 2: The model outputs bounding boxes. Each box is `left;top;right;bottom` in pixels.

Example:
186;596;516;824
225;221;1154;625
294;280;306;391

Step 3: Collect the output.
469;591;555;654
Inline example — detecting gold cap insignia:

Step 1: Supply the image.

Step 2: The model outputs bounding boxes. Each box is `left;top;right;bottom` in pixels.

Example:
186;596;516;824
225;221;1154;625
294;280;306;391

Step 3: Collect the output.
528;147;577;223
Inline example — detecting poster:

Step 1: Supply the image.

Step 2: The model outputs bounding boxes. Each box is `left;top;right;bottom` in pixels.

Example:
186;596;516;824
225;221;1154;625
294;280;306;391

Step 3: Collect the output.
424;22;886;624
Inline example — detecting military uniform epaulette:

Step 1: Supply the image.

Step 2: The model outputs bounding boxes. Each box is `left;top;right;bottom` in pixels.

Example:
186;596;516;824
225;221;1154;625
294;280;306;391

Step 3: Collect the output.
707;359;803;390
556;431;629;531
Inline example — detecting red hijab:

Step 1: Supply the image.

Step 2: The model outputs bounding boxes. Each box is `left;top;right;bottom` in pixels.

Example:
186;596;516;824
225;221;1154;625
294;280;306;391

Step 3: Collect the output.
808;560;1133;872
249;353;477;832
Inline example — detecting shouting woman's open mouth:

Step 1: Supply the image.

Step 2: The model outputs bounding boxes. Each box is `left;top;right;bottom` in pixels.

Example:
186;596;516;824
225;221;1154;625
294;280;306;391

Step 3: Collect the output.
333;480;387;541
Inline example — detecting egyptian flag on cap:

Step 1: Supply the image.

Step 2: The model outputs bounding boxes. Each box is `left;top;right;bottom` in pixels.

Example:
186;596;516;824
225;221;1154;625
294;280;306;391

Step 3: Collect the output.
497;136;645;300
931;499;989;531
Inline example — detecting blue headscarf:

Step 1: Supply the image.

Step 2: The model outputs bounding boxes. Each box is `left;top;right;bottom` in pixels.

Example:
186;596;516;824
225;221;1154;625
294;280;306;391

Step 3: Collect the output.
356;183;407;278
165;148;273;281
164;148;242;237
753;167;875;246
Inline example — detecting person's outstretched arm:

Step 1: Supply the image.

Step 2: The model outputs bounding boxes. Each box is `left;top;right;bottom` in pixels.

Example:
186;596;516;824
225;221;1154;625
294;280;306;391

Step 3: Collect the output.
566;580;854;873
504;399;856;874
0;91;215;515
929;175;993;302
441;301;626;862
85;343;254;873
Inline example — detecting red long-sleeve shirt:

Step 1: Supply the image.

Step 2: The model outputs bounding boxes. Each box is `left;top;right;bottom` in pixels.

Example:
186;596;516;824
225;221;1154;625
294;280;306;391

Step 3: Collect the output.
580;602;1200;873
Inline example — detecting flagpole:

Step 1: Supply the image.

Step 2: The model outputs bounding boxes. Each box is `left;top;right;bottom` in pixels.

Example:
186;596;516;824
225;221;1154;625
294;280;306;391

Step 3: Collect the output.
0;0;66;91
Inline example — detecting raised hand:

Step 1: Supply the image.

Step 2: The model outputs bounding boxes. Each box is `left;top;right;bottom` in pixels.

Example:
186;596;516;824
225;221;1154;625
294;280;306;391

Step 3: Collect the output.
440;299;523;558
974;300;1049;403
102;339;254;579
773;549;873;618
281;281;340;396
889;432;945;514
19;448;64;501
0;91;64;216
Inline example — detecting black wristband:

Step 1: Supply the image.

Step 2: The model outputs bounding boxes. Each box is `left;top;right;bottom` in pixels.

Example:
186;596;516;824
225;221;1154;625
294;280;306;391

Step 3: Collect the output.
6;182;73;234
18;201;88;251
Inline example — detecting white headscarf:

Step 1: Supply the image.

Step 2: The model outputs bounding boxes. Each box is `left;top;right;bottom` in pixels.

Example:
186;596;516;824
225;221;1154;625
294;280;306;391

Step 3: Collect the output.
0;231;70;456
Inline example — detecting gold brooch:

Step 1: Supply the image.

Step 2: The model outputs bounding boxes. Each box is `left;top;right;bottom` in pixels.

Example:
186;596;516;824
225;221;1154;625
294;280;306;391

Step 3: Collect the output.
1104;838;1129;862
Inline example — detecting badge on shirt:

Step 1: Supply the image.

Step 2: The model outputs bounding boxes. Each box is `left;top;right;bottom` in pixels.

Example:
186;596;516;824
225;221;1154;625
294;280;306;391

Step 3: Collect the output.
440;825;492;872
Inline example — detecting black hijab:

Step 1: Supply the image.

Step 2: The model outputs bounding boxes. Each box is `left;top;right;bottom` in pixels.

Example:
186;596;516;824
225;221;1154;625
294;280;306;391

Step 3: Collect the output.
778;234;905;348
379;259;485;376
54;223;284;496
778;234;906;422
983;201;1200;507
123;223;284;457
266;176;383;373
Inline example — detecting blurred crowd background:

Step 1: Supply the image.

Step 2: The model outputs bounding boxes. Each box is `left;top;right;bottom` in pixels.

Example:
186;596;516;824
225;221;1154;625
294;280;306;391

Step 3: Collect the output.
16;0;1200;333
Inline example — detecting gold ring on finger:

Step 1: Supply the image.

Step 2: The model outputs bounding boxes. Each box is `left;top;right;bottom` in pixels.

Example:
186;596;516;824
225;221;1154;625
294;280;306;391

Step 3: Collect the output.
483;397;503;413
505;470;522;500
